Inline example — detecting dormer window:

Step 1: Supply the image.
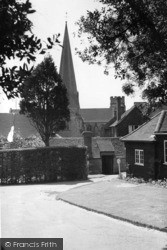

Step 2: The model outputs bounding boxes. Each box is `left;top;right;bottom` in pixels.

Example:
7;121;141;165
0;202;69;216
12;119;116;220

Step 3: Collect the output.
128;125;138;133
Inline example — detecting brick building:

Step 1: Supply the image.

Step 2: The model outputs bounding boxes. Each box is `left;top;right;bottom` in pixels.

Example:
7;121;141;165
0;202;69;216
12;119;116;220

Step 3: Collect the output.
104;101;149;137
121;110;167;179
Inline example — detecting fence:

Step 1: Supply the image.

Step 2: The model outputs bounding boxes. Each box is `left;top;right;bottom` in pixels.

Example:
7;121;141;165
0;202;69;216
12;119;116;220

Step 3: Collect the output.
0;146;88;185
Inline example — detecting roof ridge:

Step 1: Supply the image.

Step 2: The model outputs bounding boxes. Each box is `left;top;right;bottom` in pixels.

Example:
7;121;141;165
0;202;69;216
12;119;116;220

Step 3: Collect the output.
121;110;166;141
112;105;136;126
154;110;167;133
121;111;161;140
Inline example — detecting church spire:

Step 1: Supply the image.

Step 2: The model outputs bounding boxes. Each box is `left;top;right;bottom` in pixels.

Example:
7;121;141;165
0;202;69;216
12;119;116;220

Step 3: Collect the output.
59;22;80;111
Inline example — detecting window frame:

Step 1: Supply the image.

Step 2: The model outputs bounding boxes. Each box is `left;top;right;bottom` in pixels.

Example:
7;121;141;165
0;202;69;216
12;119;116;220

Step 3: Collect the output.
135;149;144;166
128;125;138;133
164;140;167;164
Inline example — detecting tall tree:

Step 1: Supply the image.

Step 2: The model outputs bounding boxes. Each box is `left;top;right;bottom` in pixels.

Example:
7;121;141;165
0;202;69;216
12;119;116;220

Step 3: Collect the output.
76;0;167;104
0;0;59;98
20;56;70;146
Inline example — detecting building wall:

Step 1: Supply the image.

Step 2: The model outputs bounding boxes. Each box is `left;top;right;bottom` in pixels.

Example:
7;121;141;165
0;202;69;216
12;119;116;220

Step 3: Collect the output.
83;122;105;137
125;141;155;179
110;96;125;116
89;158;102;174
116;108;148;137
114;157;126;173
59;111;84;137
89;156;126;175
155;134;167;179
83;96;126;137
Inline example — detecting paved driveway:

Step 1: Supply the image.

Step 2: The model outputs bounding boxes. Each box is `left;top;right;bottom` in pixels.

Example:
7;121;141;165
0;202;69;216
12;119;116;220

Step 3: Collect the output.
1;178;167;250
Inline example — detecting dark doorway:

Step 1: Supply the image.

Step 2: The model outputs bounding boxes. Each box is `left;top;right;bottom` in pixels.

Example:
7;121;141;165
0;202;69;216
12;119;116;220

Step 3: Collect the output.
102;155;113;175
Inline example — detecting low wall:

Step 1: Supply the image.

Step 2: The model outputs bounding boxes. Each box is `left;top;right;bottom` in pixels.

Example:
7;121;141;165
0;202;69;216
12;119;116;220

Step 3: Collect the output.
89;158;102;174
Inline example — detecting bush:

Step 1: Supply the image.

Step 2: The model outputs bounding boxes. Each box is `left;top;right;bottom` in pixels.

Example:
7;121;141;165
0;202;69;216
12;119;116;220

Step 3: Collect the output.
125;176;167;188
0;133;44;149
0;146;87;184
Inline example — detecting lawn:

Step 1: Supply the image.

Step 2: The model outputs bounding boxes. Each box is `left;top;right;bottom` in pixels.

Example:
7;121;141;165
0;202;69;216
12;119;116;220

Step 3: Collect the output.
58;178;167;232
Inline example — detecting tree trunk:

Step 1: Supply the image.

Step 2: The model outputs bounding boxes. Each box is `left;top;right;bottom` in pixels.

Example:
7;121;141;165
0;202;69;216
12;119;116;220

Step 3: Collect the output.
44;136;50;147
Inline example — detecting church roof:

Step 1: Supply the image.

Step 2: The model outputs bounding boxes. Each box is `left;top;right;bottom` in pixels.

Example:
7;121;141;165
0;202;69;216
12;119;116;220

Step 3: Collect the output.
80;108;113;123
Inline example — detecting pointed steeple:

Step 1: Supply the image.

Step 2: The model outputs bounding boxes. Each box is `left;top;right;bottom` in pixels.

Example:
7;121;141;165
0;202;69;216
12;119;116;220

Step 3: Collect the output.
59;22;80;112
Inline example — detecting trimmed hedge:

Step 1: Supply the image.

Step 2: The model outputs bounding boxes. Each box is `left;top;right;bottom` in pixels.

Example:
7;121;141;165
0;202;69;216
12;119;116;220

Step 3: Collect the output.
0;146;88;185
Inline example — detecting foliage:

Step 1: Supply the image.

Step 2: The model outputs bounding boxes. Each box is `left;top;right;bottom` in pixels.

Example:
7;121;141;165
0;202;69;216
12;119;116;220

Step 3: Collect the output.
19;56;70;146
76;0;167;104
0;0;60;98
0;133;44;149
125;176;167;188
0;146;87;184
23;135;45;148
10;131;24;148
0;135;8;148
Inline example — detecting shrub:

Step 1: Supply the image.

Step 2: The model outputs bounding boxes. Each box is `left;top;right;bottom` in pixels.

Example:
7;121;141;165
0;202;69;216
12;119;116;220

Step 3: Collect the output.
0;146;87;184
0;133;44;149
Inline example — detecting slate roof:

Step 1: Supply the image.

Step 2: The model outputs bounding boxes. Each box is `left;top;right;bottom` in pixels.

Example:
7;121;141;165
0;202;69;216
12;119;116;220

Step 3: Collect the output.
149;104;167;118
97;138;114;152
80;108;113;123
154;110;167;133
110;106;135;127
0;113;13;138
121;110;167;142
0;113;38;138
109;102;148;127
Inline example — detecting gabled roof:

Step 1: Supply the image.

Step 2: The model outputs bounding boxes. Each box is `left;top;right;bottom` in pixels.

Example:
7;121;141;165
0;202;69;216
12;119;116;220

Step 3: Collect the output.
92;138;115;158
149;104;167;118
110;102;148;127
154;110;167;133
121;110;167;142
0;113;13;138
96;138;114;152
110;106;135;127
80;108;113;123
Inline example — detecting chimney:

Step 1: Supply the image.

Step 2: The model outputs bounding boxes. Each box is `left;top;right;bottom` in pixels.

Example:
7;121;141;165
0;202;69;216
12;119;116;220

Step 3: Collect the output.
82;131;93;157
116;97;122;121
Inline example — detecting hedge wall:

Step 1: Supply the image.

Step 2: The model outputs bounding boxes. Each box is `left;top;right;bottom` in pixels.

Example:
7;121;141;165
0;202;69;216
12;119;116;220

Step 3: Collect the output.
0;146;88;185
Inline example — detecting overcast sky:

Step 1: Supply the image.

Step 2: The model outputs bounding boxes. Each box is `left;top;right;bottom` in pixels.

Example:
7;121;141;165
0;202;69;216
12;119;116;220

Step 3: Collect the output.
0;0;143;113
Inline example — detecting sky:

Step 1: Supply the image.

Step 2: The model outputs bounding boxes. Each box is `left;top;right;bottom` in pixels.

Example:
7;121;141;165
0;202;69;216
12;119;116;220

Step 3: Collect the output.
0;0;143;113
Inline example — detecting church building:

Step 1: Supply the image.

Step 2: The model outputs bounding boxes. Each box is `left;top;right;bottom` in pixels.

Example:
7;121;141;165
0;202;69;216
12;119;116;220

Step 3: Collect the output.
59;22;126;137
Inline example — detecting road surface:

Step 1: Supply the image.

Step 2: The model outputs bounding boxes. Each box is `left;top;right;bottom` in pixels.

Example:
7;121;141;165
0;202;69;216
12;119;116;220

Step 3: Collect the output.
1;179;167;250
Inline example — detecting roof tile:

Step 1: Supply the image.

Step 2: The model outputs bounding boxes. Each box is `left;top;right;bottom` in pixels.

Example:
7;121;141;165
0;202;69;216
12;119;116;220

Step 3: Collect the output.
80;108;113;123
121;111;167;142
